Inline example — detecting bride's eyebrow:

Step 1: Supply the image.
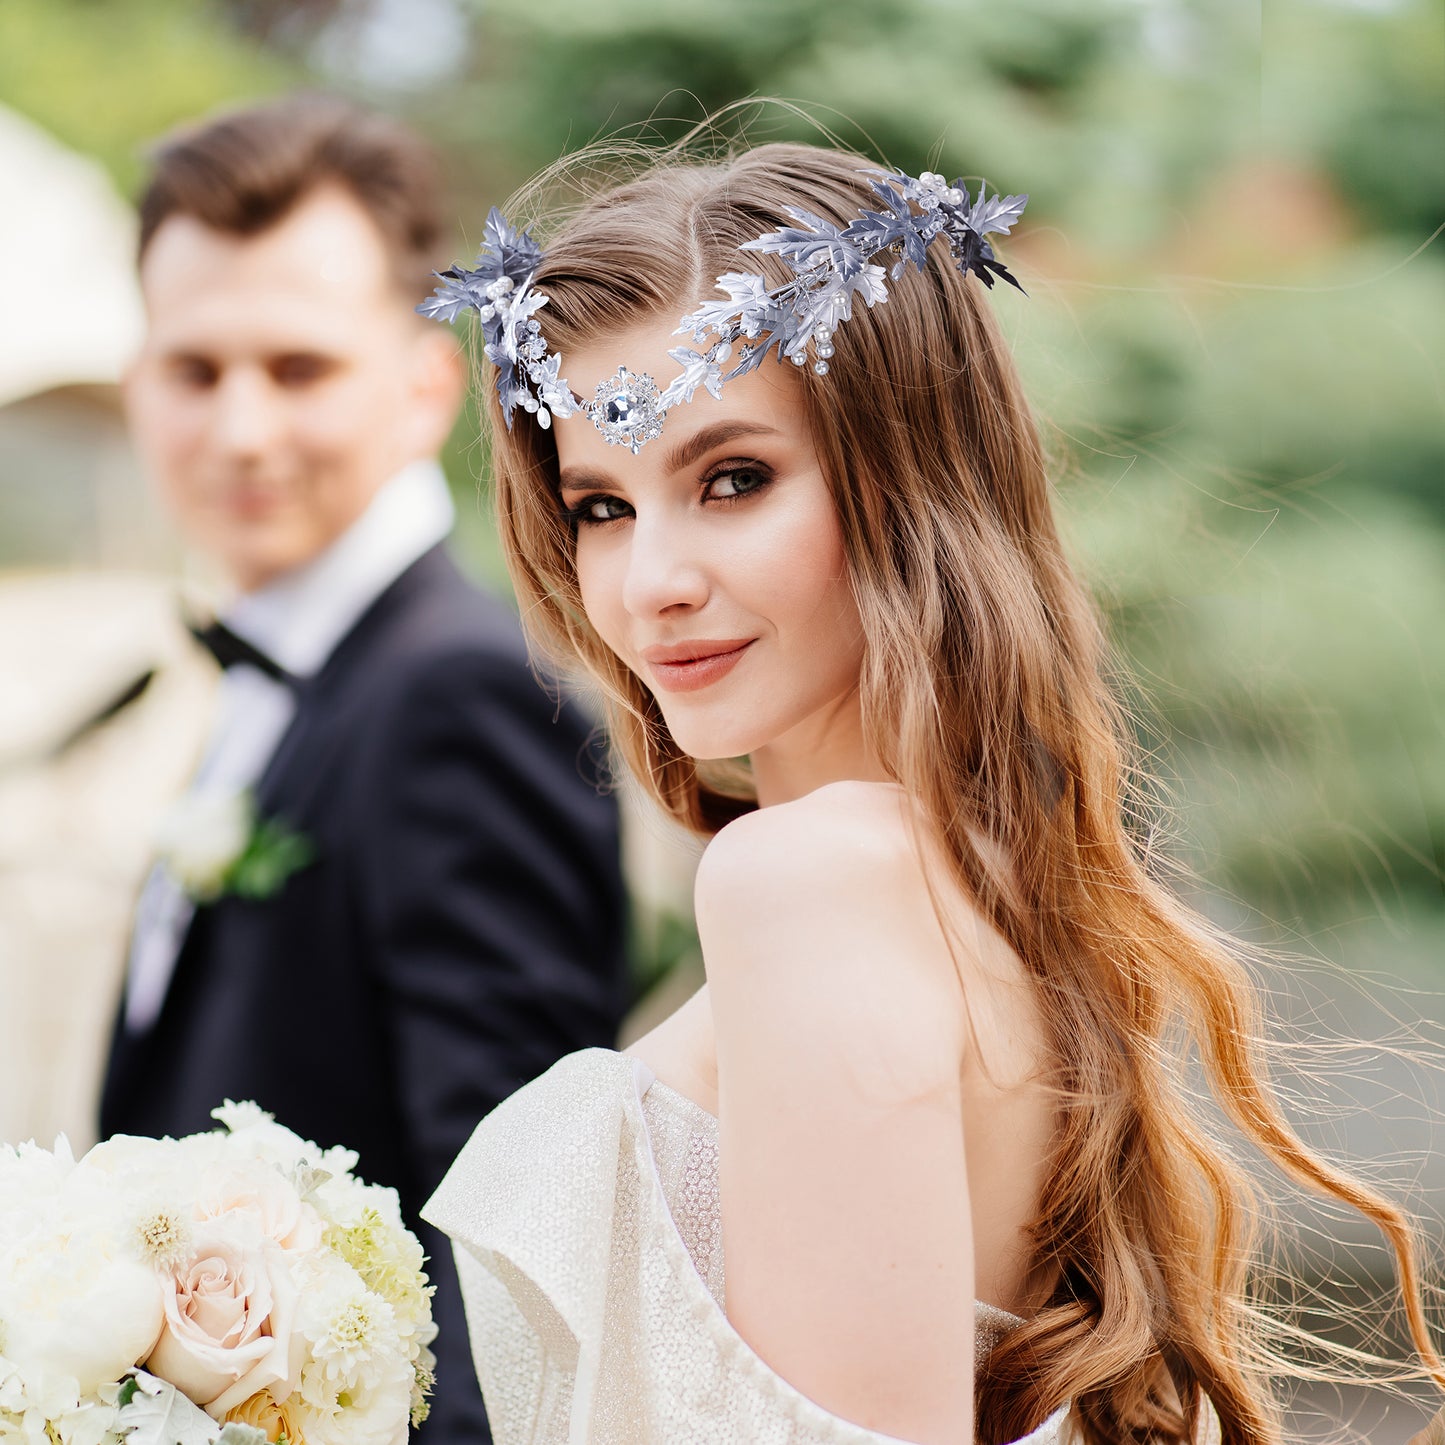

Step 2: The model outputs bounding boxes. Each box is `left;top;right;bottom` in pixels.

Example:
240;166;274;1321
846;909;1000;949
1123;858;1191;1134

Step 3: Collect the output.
558;420;783;495
663;421;781;474
557;465;616;494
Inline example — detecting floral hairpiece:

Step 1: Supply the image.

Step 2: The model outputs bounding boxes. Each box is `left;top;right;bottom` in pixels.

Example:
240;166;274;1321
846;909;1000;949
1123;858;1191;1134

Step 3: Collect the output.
419;168;1027;455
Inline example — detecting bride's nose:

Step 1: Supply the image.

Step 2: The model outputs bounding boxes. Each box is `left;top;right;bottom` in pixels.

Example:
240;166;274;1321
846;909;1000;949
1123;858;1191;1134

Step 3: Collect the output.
621;508;710;618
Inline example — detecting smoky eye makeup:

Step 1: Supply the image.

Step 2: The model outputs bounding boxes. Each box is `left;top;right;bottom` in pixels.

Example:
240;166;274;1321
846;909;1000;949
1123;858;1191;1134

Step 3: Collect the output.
701;458;775;501
557;451;780;528
560;492;632;527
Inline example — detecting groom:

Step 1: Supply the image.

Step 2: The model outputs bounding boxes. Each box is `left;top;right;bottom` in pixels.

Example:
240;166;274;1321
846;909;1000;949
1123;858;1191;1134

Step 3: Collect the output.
99;96;629;1443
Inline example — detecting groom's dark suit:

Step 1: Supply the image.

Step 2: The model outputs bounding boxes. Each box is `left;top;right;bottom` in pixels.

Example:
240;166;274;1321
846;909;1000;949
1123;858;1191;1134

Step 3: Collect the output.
101;543;628;1445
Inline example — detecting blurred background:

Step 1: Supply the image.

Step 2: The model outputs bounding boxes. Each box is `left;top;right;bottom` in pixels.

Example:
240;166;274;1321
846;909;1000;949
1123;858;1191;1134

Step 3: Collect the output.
0;0;1441;1434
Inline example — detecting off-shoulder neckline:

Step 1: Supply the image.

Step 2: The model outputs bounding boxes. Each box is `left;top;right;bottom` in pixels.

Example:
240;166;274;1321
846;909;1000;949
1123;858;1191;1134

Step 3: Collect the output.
636;1059;1026;1334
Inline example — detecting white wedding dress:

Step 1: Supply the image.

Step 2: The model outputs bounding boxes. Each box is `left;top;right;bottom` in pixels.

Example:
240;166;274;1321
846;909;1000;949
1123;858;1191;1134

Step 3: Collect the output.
425;1047;1073;1444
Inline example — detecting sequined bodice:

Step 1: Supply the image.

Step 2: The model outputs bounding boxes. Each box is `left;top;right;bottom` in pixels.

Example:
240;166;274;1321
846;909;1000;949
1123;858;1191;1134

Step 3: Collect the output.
425;1047;1073;1444
637;1075;728;1303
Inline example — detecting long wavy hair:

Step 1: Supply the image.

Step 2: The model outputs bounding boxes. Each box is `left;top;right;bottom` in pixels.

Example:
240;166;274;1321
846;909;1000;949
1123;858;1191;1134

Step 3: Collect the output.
482;138;1442;1442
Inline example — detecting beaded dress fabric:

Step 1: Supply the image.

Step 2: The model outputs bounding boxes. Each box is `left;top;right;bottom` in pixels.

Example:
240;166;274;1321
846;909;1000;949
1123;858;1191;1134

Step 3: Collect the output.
424;1047;1072;1444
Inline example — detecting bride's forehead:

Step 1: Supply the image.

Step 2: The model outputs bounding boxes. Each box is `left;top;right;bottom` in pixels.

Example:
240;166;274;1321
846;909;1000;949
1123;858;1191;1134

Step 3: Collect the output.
561;316;690;398
554;326;807;472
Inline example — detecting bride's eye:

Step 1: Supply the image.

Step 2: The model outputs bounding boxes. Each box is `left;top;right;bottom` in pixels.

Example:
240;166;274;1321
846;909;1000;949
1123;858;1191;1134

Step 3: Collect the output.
563;494;633;526
703;462;773;503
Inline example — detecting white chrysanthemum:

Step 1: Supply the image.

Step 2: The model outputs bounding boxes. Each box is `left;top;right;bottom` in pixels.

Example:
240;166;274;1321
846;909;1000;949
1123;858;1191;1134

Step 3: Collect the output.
0;1358;119;1445
211;1099;274;1134
291;1258;412;1445
0;1138;75;1255
319;1186;434;1350
211;1102;323;1178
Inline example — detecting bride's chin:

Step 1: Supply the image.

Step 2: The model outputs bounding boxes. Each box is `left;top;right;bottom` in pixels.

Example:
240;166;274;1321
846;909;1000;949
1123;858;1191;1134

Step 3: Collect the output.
676;741;756;766
662;723;765;766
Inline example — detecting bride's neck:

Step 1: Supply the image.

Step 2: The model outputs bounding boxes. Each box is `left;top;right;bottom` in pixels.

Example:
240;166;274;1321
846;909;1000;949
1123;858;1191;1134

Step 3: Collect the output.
748;691;891;807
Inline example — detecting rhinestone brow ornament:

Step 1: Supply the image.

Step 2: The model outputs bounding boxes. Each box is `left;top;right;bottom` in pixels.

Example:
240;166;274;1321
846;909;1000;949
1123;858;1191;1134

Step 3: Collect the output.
419;170;1027;453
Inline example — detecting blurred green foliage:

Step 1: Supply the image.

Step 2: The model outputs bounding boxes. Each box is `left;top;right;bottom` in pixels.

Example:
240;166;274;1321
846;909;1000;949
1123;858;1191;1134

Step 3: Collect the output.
1;0;1440;971
0;0;293;193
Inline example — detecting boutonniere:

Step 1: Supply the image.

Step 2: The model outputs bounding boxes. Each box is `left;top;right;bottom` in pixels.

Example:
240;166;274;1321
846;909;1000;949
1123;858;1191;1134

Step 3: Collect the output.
154;787;313;903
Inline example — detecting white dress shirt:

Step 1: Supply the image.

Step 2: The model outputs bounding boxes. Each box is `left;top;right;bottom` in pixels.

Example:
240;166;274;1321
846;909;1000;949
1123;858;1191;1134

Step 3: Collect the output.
123;460;456;1032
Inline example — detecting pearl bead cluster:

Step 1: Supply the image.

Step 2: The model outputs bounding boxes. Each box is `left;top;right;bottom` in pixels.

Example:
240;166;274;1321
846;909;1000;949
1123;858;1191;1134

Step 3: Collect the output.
916;171;966;208
787;323;836;376
475;274;515;323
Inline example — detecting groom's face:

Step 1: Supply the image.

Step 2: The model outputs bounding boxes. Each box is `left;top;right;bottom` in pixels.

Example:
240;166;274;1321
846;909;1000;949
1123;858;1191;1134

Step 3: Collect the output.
126;186;460;592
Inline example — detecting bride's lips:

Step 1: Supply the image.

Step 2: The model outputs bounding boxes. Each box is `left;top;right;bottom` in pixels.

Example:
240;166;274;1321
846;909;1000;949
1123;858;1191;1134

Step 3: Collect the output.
642;638;755;693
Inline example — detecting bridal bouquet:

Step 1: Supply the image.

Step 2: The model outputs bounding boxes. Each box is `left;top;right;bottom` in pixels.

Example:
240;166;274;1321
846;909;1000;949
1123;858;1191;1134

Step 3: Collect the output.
0;1102;435;1445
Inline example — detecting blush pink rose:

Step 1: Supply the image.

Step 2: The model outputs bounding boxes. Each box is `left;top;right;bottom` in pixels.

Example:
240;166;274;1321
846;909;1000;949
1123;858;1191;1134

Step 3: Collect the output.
145;1214;299;1418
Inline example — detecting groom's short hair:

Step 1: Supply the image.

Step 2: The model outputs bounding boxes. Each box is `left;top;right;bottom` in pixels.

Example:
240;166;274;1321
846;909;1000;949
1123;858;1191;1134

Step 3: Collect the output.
136;93;448;305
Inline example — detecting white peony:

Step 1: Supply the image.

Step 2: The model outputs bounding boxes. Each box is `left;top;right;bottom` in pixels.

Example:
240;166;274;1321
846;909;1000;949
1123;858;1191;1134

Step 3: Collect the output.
0;1163;164;1396
80;1131;226;1200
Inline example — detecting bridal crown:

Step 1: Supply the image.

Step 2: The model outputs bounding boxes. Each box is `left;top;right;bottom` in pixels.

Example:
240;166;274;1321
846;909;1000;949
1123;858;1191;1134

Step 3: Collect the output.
418;167;1028;456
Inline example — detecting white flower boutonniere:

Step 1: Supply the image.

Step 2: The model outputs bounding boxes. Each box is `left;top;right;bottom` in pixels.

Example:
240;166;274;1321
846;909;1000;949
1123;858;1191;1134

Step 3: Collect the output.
154;788;313;904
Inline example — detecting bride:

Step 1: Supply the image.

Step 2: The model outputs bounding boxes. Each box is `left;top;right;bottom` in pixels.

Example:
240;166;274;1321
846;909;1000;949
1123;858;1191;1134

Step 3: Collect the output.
419;140;1442;1442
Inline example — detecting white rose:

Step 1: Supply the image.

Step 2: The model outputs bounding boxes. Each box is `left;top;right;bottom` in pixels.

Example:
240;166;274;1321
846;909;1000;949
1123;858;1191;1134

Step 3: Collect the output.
196;1163;323;1258
154;790;254;899
145;1214;298;1418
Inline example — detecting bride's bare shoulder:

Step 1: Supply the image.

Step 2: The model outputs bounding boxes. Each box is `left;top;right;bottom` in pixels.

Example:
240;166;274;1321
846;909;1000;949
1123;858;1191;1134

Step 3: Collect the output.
699;782;983;1436
696;780;916;899
696;782;974;1088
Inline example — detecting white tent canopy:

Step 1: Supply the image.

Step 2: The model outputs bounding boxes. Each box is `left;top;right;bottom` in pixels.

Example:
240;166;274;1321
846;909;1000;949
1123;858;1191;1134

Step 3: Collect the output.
0;104;144;409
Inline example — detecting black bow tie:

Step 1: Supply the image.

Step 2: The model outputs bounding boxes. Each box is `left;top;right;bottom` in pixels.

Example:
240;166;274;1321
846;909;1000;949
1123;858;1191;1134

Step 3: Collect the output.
187;618;295;687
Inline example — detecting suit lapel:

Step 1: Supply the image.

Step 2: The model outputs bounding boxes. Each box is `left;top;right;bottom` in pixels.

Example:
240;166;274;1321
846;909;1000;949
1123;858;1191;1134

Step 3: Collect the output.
254;544;450;818
119;548;448;1043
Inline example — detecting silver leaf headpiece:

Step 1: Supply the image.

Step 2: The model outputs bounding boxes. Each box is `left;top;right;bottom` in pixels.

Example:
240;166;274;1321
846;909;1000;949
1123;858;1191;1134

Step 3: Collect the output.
419;169;1027;454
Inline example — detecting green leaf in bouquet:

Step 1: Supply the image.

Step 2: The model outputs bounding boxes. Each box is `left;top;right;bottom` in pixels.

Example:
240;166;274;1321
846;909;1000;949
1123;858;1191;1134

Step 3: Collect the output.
116;1371;234;1445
